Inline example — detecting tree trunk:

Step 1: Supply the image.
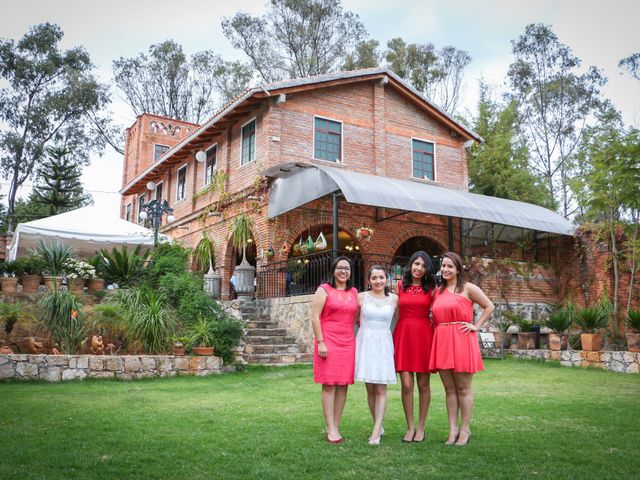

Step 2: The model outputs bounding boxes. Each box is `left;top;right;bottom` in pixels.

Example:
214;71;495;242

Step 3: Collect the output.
627;219;639;315
610;226;620;336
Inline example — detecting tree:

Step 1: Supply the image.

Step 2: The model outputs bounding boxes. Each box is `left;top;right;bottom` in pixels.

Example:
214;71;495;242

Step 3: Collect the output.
385;38;471;114
572;107;640;323
342;39;381;70
30;146;92;217
0;23;108;231
113;40;253;123
222;0;367;83
619;52;640;81
507;23;605;218
467;81;555;208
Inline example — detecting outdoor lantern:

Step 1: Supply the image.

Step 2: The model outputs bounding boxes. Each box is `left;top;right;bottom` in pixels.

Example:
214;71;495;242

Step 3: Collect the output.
146;181;156;191
167;214;176;223
139;211;148;220
195;151;206;162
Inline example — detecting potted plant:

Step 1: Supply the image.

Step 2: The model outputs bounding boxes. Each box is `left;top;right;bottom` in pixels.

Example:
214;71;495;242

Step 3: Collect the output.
63;258;96;294
20;255;46;293
172;336;190;356
230;213;255;301
35;241;76;291
86;253;107;292
545;308;573;351
493;311;514;349
624;309;640;353
574;306;609;351
510;314;538;350
0;260;22;293
194;231;221;299
187;317;215;355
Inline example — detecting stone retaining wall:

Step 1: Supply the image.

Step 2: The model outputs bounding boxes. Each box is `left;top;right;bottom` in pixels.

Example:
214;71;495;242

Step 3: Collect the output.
257;295;314;353
0;354;225;382
505;349;639;374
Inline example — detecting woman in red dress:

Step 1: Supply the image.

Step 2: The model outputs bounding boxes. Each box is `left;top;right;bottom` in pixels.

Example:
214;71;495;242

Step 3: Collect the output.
430;252;494;446
311;256;358;444
392;251;437;442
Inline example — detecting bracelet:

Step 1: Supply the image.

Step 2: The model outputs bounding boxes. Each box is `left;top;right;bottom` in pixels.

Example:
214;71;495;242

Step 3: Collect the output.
317;339;324;343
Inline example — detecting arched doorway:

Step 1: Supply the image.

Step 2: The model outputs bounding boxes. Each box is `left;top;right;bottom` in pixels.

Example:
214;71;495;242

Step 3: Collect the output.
392;236;443;282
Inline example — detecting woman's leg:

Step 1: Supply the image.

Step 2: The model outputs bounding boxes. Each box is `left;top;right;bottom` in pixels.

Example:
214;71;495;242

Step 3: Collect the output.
370;384;387;440
399;371;416;441
333;385;349;436
321;384;340;440
439;370;460;444
414;372;431;441
365;383;376;423
452;372;474;445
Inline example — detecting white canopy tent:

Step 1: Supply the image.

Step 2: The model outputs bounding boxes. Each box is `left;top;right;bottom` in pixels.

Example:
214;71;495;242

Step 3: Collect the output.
7;205;167;260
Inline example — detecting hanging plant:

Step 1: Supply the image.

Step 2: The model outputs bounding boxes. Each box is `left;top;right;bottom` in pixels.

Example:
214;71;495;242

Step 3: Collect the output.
356;226;374;241
230;213;254;265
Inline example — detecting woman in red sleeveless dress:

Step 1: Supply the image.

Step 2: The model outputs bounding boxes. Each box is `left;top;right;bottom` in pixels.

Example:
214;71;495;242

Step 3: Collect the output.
311;256;358;444
430;252;494;446
392;251;436;442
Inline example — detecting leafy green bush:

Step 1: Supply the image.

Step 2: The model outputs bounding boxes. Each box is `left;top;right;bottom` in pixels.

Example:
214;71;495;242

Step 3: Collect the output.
144;243;191;287
574;307;609;333
187;316;216;347
211;314;244;364
0;301;33;334
85;302;128;349
20;255;47;276
625;309;640;333
101;245;148;287
38;290;85;353
504;310;538;332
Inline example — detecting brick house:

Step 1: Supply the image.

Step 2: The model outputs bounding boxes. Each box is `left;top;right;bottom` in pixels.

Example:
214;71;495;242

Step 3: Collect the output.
119;68;576;317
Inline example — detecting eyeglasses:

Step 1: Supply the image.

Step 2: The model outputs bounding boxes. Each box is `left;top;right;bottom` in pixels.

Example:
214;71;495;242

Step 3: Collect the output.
335;266;351;272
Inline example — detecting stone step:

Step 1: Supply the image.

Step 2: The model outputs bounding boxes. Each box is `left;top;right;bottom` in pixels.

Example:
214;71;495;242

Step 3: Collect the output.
244;344;301;354
244;335;297;345
245;320;279;329
244;328;287;337
244;352;313;364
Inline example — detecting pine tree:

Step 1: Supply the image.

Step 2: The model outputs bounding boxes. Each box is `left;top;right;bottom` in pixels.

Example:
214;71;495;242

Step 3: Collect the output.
30;147;92;216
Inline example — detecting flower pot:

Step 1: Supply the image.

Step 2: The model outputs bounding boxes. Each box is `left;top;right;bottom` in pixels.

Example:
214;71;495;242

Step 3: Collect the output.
43;275;62;291
580;333;603;351
0;277;19;293
517;332;536;350
87;278;105;293
493;331;511;349
192;346;214;356
173;346;186;356
68;277;85;294
20;274;42;293
548;333;568;351
625;332;640;353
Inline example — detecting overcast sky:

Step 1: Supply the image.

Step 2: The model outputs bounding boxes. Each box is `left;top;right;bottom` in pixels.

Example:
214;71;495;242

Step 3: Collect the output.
2;0;639;214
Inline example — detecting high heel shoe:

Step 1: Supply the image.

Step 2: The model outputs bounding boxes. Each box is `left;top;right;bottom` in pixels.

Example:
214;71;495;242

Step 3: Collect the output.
444;430;459;446
455;430;471;446
380;427;385;437
368;435;381;445
412;430;425;443
402;430;415;443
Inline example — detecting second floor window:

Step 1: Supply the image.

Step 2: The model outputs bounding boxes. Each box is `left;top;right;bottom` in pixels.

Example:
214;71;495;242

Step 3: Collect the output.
154;144;170;162
138;194;145;222
176;166;187;201
125;203;132;222
314;117;342;162
241;119;256;166
412;139;435;181
155;182;163;202
205;145;217;185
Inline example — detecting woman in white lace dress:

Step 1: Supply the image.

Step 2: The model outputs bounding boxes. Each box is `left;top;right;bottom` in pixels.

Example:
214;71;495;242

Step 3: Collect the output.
354;265;398;445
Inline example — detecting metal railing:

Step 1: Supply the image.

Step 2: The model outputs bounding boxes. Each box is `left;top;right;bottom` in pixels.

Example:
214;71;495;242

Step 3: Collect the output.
256;251;412;299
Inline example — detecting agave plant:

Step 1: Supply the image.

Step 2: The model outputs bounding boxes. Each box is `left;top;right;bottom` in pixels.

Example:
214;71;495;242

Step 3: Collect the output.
100;245;148;287
574;307;609;333
35;241;76;276
625;309;640;333
187;316;216;348
545;308;573;334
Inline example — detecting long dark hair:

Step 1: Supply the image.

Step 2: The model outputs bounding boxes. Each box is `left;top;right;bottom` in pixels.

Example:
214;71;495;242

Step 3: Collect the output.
326;255;354;290
367;264;390;296
439;251;465;294
402;251;436;293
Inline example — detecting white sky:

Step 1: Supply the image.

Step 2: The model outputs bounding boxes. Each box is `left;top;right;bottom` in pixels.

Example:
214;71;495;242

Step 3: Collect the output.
1;0;639;214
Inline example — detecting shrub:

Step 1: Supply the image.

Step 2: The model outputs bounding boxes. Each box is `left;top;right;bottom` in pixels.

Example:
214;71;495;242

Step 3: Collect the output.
545;308;572;334
85;302;128;350
211;314;244;364
21;255;47;276
144;243;191;287
0;301;34;334
574;307;609;333
504;310;538;332
38;290;85;353
101;245;147;287
625;310;640;333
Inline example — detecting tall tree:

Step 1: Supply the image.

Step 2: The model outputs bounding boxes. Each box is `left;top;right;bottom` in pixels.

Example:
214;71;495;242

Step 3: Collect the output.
222;0;366;83
507;23;605;218
113;40;253;123
619;52;640;81
385;38;471;114
30;146;92;217
342;39;381;71
572;107;640;322
468;81;555;208
0;23;108;231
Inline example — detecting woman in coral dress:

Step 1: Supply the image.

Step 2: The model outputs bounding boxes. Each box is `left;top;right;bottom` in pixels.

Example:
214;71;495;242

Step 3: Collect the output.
311;256;358;444
392;251;437;442
430;252;494;446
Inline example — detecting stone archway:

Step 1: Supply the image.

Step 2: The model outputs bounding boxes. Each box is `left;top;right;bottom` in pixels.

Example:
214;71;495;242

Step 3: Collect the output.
391;236;445;279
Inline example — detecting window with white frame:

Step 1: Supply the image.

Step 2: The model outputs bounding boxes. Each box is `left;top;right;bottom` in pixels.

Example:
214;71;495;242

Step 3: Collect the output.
412;139;435;181
204;145;217;185
176;165;187;201
125;203;132;222
241;119;256;166
153;144;170;162
314;117;342;162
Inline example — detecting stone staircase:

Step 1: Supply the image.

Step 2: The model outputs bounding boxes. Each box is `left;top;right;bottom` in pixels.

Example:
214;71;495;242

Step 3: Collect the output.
239;302;312;366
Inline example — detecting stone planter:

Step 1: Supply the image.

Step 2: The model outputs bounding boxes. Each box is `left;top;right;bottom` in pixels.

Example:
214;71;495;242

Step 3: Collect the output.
68;277;85;294
43;275;62;291
192;346;214;356
625;333;640;353
20;274;42;293
0;276;19;293
581;333;603;351
234;259;255;301
493;331;511;349
548;333;569;351
517;332;536;350
87;278;105;293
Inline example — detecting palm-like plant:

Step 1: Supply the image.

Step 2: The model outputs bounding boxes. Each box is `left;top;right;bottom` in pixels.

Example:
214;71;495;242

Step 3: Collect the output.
34;241;76;276
230;213;253;265
187;316;216;348
38;290;85;353
194;231;217;273
0;301;34;334
545;308;573;334
100;245;147;287
574;307;609;333
625;309;640;333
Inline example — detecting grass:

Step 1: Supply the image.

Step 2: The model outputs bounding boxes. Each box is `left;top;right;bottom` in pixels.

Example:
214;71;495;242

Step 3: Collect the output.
1;358;639;479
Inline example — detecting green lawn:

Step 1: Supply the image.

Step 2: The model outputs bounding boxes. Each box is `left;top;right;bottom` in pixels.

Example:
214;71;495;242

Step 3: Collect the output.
1;359;639;479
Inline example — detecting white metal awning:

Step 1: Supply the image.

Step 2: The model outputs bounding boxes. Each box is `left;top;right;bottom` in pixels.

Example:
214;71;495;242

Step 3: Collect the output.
266;164;574;236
